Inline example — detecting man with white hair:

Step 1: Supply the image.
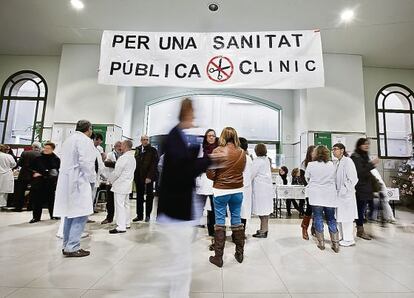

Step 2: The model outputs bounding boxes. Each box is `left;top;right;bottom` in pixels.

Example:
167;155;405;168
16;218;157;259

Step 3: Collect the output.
13;142;42;212
109;140;136;234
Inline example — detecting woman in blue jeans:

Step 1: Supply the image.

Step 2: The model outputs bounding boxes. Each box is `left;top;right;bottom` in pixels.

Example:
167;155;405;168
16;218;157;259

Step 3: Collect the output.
305;145;340;253
207;127;246;267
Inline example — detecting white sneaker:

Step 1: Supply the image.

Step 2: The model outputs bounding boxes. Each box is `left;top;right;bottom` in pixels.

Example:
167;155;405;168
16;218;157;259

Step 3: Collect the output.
339;240;355;247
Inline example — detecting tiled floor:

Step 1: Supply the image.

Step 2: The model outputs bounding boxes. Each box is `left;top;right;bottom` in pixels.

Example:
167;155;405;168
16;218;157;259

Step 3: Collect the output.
0;205;413;298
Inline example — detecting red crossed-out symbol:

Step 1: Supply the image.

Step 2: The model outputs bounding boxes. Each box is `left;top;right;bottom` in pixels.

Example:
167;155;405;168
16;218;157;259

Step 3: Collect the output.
206;56;234;83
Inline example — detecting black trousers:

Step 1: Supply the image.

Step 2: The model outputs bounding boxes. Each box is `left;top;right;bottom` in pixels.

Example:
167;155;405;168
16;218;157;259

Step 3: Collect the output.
105;184;115;221
286;199;302;214
31;178;56;220
135;179;154;219
356;199;369;227
14;179;31;211
300;198;313;217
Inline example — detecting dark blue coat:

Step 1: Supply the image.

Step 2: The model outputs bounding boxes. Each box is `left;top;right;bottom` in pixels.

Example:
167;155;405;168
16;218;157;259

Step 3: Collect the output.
157;125;210;221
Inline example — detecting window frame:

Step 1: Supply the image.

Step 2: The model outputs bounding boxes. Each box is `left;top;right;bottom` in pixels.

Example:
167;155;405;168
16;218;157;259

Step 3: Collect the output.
0;70;48;146
375;83;414;159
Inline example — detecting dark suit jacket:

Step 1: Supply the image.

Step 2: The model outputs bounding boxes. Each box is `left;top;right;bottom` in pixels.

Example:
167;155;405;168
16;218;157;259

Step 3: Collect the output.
157;125;210;221
134;144;159;182
17;150;41;181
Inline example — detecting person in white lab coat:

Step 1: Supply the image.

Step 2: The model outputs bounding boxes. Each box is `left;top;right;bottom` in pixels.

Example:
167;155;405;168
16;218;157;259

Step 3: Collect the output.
239;137;252;233
0;145;17;207
251;143;274;238
332;143;359;247
53;120;96;258
108;140;136;234
101;141;123;224
305;145;339;253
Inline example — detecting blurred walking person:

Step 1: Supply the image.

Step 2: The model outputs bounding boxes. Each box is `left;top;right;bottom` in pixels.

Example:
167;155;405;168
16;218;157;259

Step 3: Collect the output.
351;138;379;240
157;99;210;298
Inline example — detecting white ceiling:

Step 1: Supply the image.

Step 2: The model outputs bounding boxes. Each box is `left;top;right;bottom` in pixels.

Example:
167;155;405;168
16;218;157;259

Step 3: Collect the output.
1;0;414;69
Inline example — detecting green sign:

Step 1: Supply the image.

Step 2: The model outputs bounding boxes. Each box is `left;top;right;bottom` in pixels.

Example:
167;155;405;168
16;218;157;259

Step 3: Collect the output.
92;124;107;149
314;132;332;149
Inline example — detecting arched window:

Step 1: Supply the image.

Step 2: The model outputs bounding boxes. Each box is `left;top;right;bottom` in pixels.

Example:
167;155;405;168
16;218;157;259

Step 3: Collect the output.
0;70;47;145
375;83;414;158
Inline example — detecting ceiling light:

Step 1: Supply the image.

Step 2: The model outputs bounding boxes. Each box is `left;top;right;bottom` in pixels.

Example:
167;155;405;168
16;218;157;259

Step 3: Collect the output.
71;0;84;10
340;9;354;22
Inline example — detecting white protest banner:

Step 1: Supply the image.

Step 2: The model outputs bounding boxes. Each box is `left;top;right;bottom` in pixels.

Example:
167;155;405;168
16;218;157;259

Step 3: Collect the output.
98;30;324;89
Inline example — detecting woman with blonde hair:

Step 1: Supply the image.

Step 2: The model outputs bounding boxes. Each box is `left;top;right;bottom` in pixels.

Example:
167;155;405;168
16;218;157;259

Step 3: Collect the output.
207;127;246;267
305;145;339;252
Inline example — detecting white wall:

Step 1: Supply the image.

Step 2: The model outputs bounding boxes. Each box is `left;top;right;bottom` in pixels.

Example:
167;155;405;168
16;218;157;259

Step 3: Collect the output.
54;44;123;125
363;67;414;138
0;55;60;127
302;53;366;133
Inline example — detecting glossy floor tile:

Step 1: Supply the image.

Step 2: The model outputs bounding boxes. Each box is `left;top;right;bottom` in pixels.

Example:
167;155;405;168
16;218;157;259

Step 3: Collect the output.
0;205;413;298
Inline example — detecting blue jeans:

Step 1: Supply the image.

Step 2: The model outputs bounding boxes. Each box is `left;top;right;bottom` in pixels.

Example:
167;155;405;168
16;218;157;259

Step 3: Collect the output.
213;192;243;226
63;216;88;252
312;206;337;233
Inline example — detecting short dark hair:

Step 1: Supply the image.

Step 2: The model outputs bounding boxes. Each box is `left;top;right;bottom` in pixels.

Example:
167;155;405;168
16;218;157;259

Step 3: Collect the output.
76;120;92;133
332;143;349;157
315;145;330;163
43;141;56;150
281;166;289;175
255;143;267;157
90;132;96;140
239;137;248;151
95;133;104;141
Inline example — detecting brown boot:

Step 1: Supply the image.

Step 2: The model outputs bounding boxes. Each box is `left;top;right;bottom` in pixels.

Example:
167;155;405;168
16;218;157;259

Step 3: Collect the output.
209;225;226;268
208;238;215;251
315;231;325;250
356;226;371;240
301;216;311;240
231;224;245;263
330;232;340;253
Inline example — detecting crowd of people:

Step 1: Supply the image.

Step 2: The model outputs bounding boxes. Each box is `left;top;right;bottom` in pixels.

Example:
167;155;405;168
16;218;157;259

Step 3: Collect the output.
0;97;396;298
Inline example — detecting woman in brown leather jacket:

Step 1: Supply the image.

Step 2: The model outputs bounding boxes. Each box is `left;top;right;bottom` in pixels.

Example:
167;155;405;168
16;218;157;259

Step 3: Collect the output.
207;127;246;268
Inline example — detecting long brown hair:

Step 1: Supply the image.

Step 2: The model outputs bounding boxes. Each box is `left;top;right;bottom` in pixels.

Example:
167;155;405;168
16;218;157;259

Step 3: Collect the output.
304;145;316;168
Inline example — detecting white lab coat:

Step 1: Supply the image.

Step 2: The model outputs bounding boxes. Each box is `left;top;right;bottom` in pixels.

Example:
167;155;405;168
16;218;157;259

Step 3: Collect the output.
305;161;337;207
196;173;214;195
53;131;97;218
110;151;136;195
251;156;274;216
0;152;16;193
240;154;253;219
334;156;358;222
